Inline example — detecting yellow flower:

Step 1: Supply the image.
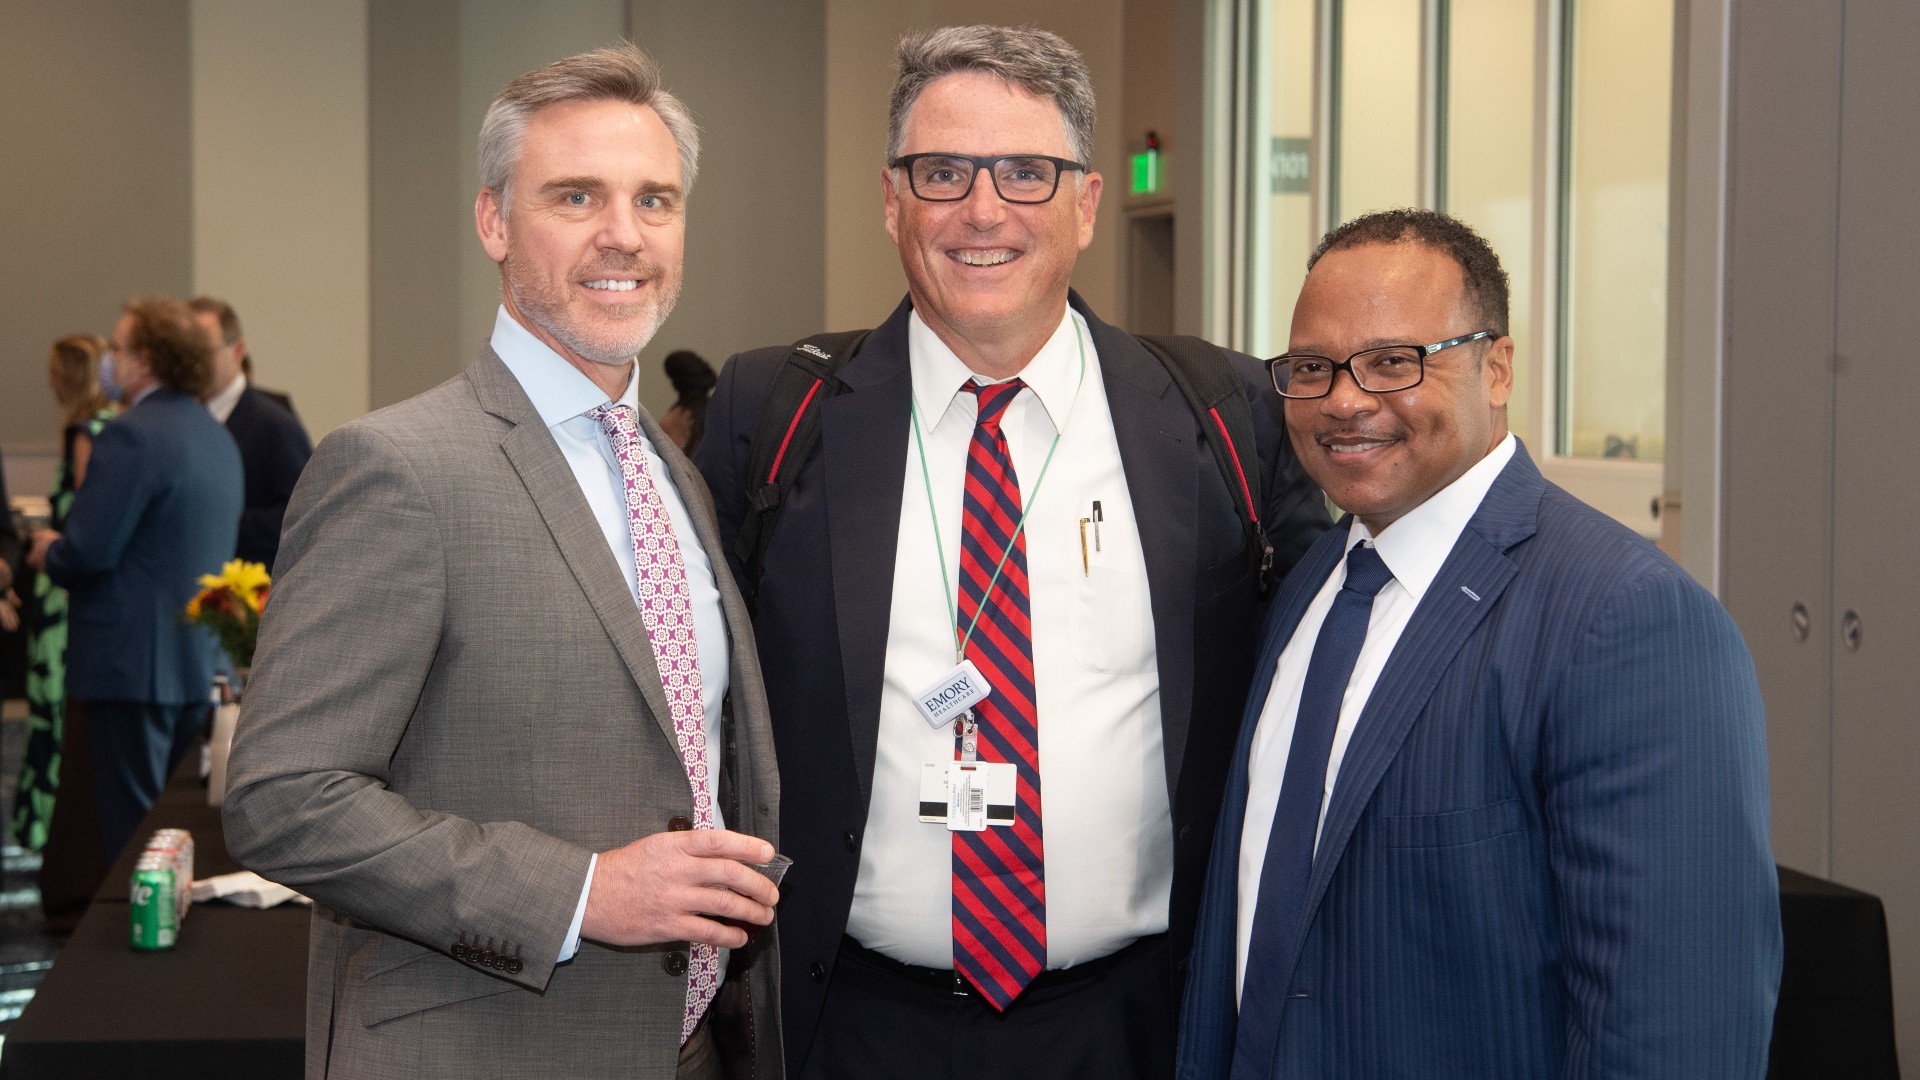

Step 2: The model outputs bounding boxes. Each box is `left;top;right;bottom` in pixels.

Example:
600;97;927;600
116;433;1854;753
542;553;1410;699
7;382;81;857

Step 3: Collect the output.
219;560;272;596
186;591;206;620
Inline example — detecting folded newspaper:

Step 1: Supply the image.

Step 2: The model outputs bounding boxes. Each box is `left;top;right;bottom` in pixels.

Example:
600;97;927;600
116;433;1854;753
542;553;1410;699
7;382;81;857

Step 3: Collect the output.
189;871;310;909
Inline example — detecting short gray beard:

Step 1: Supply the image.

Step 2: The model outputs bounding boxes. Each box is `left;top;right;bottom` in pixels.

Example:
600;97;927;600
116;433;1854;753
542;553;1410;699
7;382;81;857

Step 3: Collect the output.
502;248;681;366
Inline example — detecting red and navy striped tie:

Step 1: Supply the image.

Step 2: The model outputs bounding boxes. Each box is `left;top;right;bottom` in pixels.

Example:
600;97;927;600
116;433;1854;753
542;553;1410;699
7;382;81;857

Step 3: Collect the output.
952;378;1046;1010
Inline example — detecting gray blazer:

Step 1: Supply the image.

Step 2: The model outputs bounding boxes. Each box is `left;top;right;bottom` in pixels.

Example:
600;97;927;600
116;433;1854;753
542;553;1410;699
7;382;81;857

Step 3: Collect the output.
224;347;782;1080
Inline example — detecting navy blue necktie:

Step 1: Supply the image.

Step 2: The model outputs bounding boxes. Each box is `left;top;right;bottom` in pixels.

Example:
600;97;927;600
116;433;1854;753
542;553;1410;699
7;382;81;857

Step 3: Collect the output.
1232;542;1394;1079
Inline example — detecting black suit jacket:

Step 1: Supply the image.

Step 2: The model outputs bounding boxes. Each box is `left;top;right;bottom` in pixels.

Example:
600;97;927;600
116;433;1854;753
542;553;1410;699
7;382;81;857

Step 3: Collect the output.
698;294;1329;1073
0;448;20;583
224;385;313;570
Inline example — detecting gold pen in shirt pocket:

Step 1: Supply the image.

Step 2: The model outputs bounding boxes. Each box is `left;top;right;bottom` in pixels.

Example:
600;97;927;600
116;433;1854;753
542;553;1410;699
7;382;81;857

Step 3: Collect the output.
1078;517;1091;576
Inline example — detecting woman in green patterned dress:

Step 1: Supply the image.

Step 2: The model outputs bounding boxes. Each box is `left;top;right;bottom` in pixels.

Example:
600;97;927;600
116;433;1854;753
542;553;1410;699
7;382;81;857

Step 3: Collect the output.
13;335;117;851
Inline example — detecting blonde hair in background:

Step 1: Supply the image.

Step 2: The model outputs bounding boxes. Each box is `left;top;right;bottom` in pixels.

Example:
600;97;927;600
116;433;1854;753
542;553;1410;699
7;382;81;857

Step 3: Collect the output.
48;333;111;430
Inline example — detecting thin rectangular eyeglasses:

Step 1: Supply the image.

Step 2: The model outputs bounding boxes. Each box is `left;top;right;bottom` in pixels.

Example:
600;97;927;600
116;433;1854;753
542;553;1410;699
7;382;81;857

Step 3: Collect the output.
889;153;1089;204
1267;330;1497;399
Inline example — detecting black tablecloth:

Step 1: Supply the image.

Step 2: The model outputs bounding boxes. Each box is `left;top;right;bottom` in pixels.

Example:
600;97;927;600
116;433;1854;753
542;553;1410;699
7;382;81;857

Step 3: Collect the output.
0;764;306;1079
1770;866;1901;1078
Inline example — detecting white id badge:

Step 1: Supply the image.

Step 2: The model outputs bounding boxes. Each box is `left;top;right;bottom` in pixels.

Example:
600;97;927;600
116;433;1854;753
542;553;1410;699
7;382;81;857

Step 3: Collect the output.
918;762;1017;830
912;659;991;730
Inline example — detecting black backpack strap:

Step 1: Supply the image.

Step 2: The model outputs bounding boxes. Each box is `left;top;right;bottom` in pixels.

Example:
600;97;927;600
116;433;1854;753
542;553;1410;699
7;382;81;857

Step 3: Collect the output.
734;329;872;611
1137;335;1275;598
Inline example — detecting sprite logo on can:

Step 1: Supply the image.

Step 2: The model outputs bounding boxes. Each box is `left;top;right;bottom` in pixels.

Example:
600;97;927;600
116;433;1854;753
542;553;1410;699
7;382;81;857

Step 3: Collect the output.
131;863;178;950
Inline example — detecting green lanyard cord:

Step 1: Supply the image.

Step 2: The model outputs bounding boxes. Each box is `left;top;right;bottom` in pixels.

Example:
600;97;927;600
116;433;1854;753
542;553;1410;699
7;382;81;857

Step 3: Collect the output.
909;320;1089;660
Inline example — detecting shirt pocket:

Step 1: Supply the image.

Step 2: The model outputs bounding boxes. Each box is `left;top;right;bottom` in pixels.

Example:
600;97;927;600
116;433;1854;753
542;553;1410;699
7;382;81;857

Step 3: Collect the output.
1071;552;1156;674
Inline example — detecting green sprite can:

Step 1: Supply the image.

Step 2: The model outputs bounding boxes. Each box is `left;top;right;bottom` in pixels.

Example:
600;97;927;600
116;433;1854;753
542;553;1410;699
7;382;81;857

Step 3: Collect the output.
131;857;179;950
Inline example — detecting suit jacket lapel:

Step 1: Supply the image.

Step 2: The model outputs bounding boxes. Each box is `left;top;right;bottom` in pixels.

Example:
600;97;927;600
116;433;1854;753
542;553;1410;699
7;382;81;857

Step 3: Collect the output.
1294;445;1547;951
1076;294;1204;790
471;346;680;752
1180;525;1349;1071
827;300;915;806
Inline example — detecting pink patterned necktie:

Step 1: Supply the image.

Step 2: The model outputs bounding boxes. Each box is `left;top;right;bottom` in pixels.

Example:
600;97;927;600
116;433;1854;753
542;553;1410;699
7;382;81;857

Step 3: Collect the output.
588;403;717;1044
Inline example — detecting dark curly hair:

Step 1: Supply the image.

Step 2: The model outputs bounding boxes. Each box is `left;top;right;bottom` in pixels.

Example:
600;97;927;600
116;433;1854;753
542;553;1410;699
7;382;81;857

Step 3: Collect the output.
122;296;215;397
1308;208;1510;337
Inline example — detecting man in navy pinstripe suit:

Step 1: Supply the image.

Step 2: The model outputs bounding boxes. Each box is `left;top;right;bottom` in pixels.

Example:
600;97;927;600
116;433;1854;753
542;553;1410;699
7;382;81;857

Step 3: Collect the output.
1178;209;1781;1079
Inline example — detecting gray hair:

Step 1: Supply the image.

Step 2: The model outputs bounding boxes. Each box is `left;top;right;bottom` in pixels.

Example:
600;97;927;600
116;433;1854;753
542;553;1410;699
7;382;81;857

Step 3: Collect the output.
477;43;700;213
888;25;1096;166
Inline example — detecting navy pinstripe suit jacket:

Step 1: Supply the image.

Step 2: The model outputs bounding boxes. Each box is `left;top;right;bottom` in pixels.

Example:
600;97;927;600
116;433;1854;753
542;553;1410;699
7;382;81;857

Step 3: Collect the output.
1178;441;1782;1080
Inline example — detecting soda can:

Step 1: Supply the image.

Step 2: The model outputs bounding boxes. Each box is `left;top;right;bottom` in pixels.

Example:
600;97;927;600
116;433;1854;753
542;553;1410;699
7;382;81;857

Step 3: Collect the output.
145;830;194;921
131;859;179;950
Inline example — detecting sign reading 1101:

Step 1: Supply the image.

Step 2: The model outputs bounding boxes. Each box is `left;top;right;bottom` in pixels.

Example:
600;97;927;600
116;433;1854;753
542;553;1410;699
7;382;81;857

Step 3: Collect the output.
1271;137;1310;194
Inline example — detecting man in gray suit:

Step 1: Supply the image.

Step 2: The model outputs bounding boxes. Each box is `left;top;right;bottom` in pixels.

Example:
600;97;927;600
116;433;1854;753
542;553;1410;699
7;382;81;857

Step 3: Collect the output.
224;45;783;1080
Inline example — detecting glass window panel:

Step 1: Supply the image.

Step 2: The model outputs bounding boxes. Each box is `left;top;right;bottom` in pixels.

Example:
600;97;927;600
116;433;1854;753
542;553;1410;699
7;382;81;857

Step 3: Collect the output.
1560;0;1672;461
1444;0;1537;443
1334;0;1423;225
1256;0;1319;358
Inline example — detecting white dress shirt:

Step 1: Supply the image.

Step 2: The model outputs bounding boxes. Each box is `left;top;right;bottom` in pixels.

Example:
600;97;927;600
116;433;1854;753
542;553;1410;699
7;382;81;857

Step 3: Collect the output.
490;306;731;964
1234;433;1516;997
205;373;247;423
846;307;1174;969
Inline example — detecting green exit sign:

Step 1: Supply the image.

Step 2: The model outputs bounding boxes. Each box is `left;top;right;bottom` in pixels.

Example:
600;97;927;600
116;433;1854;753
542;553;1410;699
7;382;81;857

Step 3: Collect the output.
1131;149;1161;195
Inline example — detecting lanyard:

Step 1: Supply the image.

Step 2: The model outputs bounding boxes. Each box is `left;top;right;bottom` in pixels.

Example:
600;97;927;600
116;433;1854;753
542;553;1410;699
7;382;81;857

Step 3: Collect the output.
909;319;1089;663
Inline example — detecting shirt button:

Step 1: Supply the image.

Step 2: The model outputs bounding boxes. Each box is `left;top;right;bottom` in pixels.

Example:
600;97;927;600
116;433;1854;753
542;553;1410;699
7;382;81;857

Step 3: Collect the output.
668;816;693;832
809;961;827;984
842;830;857;853
665;952;689;977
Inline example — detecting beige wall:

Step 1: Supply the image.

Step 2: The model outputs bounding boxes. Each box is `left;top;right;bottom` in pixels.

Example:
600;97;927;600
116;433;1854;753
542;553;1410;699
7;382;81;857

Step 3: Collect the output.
0;0;193;492
369;0;464;409
823;0;1125;330
630;0;828;406
191;0;370;441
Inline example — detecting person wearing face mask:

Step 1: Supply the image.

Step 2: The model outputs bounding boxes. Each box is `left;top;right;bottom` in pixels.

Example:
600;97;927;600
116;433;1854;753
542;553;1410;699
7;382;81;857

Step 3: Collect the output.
27;300;241;929
10;334;118;859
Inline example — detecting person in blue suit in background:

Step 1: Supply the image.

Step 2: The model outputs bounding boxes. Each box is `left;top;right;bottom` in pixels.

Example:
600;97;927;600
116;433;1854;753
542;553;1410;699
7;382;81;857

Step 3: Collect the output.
28;296;243;877
1178;209;1781;1080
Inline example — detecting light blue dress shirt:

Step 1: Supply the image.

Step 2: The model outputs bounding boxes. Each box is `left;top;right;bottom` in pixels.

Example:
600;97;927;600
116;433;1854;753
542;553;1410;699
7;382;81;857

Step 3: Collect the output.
490;307;731;963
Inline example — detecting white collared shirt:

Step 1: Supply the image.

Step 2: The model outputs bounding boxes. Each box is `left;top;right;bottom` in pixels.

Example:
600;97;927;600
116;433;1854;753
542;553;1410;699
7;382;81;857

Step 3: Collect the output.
846;306;1174;969
1234;433;1517;997
206;373;247;424
489;306;731;964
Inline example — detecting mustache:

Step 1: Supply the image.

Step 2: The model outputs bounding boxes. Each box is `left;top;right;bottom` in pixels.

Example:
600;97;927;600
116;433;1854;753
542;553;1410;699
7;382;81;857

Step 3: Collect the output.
1313;428;1399;444
575;255;665;280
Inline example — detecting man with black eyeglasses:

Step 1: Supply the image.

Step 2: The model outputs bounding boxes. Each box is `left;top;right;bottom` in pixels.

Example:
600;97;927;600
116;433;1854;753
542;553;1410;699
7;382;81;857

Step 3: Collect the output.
1177;208;1781;1079
697;24;1327;1080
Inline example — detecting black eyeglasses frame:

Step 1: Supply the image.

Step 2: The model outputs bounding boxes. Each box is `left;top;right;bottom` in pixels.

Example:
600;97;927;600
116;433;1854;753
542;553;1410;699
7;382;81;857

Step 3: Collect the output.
1265;330;1499;400
888;152;1090;204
